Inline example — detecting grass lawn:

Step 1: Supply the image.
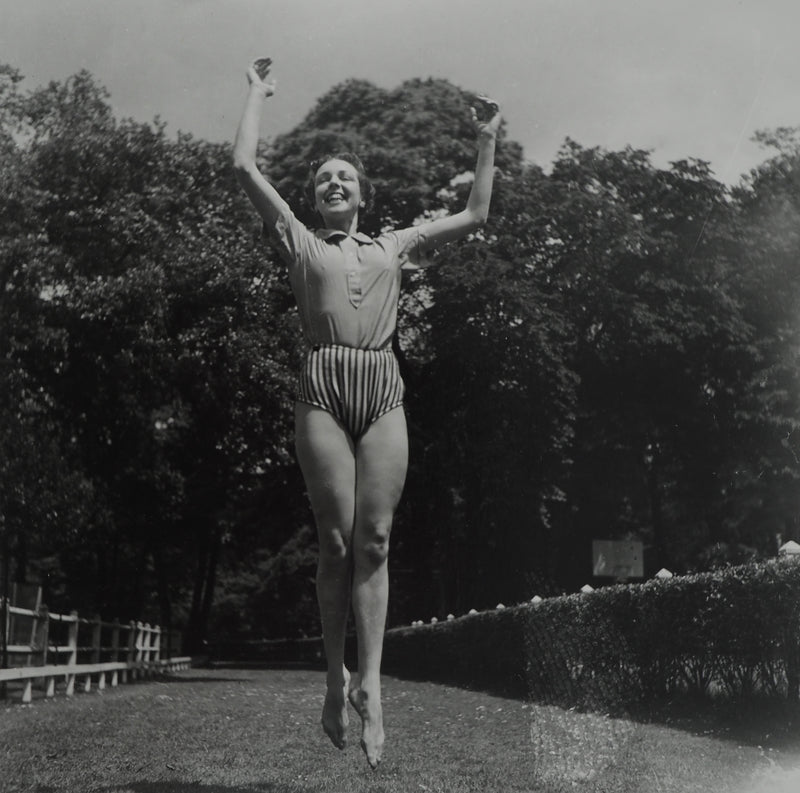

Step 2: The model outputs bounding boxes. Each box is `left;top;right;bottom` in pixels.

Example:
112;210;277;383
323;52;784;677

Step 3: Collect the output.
1;667;799;793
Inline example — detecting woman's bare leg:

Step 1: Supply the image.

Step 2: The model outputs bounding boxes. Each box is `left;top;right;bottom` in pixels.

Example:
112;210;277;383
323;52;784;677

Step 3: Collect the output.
349;406;409;768
294;403;356;750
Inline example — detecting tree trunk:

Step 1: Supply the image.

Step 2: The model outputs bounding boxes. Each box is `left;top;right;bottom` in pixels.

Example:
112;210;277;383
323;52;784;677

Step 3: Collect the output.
185;521;210;653
646;449;669;571
14;528;27;584
198;526;222;645
152;542;172;651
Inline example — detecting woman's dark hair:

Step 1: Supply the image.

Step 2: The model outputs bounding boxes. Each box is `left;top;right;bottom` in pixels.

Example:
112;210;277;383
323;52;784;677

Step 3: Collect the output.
304;151;376;215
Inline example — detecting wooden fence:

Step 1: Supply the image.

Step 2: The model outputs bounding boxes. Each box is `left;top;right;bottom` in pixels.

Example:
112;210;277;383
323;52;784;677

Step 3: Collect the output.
0;600;191;704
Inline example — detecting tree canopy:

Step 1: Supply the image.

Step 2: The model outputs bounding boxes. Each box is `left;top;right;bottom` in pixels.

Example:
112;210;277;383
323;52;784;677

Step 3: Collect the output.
1;65;798;644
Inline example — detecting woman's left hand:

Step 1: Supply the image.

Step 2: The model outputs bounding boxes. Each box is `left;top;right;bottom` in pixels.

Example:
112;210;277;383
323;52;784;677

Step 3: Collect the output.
471;95;501;139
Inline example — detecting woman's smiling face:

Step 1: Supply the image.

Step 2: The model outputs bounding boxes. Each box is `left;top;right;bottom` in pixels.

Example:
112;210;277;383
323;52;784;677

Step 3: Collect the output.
314;158;362;225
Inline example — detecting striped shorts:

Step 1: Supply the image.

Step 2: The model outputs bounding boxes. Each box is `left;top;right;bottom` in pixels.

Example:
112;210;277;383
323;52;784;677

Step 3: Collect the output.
298;344;405;441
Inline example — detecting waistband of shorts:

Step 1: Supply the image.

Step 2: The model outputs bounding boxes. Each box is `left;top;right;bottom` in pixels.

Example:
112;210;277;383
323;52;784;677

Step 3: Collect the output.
309;343;393;355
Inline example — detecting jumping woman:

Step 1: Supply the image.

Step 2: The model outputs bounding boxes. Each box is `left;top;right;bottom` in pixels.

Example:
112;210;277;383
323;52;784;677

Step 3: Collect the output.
233;57;500;769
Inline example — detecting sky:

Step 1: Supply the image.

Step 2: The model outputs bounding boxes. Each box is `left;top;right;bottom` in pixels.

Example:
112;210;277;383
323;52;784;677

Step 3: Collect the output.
2;0;800;184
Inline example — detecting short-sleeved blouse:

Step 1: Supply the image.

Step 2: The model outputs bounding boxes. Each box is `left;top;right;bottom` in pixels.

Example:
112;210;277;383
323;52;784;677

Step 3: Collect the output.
266;203;426;350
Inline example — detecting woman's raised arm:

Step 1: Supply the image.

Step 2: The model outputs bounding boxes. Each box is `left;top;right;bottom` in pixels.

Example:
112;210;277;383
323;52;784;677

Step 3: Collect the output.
232;58;287;226
415;96;502;250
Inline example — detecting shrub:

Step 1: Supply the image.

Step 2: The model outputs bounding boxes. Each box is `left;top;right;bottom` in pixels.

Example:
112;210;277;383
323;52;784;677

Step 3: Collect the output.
382;559;800;712
383;607;528;698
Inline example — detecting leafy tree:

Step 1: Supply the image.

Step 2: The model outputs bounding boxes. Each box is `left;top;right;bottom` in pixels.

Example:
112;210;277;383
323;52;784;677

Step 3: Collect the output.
723;130;800;555
403;161;579;612
0;66;302;647
0;65;96;607
534;143;762;581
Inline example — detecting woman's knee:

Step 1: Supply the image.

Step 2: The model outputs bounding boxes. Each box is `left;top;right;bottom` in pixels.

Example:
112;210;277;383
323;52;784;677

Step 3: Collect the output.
318;527;350;565
355;518;392;567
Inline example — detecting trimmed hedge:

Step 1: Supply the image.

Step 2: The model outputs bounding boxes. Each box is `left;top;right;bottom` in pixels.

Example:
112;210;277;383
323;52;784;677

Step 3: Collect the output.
383;559;800;711
383;608;529;698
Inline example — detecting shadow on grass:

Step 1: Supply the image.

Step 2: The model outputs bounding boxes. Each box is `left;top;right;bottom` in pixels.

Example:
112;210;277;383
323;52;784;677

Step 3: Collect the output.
626;695;800;750
43;784;304;793
159;675;255;685
383;664;800;752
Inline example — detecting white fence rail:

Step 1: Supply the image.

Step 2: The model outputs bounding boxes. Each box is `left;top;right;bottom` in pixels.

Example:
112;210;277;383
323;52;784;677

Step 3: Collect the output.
1;601;191;703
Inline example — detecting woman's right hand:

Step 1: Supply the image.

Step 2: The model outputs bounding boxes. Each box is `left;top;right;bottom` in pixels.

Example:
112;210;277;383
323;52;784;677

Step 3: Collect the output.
471;95;501;140
247;58;276;97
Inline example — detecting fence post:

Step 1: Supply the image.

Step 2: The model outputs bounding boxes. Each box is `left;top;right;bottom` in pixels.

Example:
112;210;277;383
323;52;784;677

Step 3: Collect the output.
125;620;137;683
65;611;78;697
138;621;145;679
22;635;33;704
91;615;101;664
165;625;172;662
38;606;54;698
142;623;152;677
153;625;162;670
110;618;120;687
134;621;145;680
93;614;104;691
40;606;55;697
38;607;50;667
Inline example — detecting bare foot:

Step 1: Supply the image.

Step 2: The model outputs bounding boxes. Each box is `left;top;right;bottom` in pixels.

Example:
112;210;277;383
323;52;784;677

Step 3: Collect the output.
321;667;350;750
348;680;384;769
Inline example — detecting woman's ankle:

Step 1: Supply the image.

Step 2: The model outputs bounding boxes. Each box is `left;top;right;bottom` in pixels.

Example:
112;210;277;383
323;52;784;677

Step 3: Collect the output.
326;665;349;689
